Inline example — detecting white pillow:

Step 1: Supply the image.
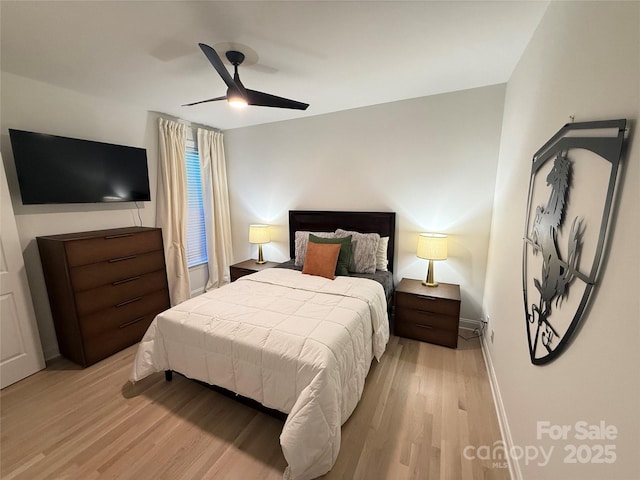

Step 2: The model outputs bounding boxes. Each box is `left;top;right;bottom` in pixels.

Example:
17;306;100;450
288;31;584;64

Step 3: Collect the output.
376;236;389;271
294;231;335;266
334;229;380;274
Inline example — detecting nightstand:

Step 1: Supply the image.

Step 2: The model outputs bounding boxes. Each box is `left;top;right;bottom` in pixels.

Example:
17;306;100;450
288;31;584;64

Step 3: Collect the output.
229;259;281;282
394;278;461;348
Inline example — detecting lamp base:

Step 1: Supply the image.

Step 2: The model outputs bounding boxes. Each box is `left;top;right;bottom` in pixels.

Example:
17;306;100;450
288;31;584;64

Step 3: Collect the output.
255;244;266;264
423;259;438;287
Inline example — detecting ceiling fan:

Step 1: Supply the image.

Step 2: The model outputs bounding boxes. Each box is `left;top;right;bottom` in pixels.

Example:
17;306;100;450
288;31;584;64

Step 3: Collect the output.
183;43;309;110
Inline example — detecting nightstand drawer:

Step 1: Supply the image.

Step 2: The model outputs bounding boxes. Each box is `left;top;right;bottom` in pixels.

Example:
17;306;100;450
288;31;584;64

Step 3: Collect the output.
395;309;458;332
395;321;458;348
230;260;281;282
230;268;255;282
393;278;461;349
395;290;459;316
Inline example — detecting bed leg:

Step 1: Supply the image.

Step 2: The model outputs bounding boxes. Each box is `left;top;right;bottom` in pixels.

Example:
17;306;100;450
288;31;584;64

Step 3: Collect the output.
164;370;173;382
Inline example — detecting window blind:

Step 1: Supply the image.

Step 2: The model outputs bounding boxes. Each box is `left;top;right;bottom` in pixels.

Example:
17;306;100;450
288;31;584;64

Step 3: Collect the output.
185;140;208;267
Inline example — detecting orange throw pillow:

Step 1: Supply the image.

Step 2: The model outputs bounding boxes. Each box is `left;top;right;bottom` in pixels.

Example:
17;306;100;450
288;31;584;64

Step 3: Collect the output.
302;242;341;280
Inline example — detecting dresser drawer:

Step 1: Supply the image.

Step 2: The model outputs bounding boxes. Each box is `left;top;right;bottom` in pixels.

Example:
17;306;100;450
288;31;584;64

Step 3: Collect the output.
70;250;165;291
79;288;169;337
395;309;459;333
75;270;168;316
395;290;459;316
65;230;163;267
82;312;157;365
395;321;458;348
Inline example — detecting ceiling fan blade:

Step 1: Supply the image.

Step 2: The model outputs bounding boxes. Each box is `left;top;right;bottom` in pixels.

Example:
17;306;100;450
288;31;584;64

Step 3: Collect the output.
182;95;227;107
198;43;237;90
245;89;309;110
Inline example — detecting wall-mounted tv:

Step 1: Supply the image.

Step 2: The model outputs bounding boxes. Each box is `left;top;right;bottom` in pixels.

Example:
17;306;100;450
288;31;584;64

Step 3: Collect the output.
8;129;151;205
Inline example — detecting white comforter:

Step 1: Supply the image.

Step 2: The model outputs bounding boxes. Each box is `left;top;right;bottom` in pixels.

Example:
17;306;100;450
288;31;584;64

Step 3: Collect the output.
130;268;389;480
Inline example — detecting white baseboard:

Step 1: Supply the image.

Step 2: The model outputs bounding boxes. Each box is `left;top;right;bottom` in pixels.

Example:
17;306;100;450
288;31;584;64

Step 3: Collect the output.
190;287;206;297
460;317;483;331
480;333;521;480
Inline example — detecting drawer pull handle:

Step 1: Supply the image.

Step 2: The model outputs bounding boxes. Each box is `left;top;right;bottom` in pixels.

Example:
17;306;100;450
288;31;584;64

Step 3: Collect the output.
112;275;142;286
104;233;134;239
108;255;137;263
119;316;145;328
416;324;434;330
115;296;143;308
417;295;436;301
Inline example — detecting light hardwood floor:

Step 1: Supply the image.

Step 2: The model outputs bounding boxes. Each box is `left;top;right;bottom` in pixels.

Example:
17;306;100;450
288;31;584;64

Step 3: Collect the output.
1;334;510;480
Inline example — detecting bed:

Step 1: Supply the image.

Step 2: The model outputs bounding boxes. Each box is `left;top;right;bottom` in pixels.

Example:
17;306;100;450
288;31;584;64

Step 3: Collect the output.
130;210;396;480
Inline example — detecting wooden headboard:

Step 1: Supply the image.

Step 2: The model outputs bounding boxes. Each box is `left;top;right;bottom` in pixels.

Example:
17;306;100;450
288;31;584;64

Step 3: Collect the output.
288;210;396;272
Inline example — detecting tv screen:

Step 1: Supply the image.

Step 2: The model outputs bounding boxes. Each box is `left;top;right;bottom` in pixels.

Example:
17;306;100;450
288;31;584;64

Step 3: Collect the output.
8;129;151;204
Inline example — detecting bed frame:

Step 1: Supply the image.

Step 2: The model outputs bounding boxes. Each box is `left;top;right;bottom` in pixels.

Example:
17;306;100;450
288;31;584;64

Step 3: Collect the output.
288;210;396;272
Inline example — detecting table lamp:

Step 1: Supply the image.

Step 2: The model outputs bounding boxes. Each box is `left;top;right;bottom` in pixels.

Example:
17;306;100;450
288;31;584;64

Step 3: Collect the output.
416;233;447;287
249;224;270;264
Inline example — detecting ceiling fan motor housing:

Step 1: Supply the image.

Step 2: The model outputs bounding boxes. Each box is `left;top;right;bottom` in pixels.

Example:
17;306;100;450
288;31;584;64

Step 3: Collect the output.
225;50;245;66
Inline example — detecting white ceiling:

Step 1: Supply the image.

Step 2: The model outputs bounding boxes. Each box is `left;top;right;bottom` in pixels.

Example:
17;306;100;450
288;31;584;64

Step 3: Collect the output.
1;1;549;131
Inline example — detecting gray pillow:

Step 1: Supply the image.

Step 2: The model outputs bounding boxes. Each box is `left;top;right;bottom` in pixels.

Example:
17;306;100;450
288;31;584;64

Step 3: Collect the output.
334;229;380;274
294;231;335;267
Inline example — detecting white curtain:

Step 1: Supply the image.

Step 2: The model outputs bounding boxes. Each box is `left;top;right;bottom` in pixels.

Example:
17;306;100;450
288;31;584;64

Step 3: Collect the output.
157;118;191;305
197;128;234;290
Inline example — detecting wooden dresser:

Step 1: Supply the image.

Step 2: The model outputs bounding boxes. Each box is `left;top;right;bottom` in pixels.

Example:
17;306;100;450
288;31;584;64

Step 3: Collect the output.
37;226;170;367
394;278;461;348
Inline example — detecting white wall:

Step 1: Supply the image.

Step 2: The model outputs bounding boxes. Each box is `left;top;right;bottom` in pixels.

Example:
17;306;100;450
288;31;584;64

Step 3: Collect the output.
483;2;639;479
0;72;160;360
224;84;506;323
1;65;506;362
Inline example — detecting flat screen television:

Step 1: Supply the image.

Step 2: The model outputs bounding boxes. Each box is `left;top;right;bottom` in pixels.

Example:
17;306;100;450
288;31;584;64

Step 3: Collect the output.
8;129;151;204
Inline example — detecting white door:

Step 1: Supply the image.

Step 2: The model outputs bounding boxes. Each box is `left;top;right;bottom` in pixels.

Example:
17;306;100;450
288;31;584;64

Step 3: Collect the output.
0;154;45;388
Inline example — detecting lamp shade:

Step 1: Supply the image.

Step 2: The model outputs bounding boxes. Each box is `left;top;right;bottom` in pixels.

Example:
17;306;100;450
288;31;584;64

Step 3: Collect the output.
416;233;447;260
249;224;270;244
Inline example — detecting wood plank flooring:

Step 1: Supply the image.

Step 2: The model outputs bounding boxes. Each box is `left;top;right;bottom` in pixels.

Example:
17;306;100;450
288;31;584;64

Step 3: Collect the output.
1;334;510;480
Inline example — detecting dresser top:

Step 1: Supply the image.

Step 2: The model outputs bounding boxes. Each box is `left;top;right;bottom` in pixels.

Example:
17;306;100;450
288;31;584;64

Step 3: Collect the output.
37;226;159;242
396;277;461;302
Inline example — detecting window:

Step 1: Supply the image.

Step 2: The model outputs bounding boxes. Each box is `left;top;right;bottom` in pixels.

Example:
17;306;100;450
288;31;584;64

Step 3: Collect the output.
185;138;207;267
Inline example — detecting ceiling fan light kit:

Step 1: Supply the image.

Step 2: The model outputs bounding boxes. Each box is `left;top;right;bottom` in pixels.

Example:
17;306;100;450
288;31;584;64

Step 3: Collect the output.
228;98;248;108
227;88;248;108
184;43;309;111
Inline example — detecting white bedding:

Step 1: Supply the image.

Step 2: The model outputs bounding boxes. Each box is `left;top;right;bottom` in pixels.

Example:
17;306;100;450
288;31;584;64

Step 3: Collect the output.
130;268;389;480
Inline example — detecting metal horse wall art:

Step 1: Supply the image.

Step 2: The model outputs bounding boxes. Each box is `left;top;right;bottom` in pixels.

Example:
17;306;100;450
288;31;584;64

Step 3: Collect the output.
522;119;628;365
